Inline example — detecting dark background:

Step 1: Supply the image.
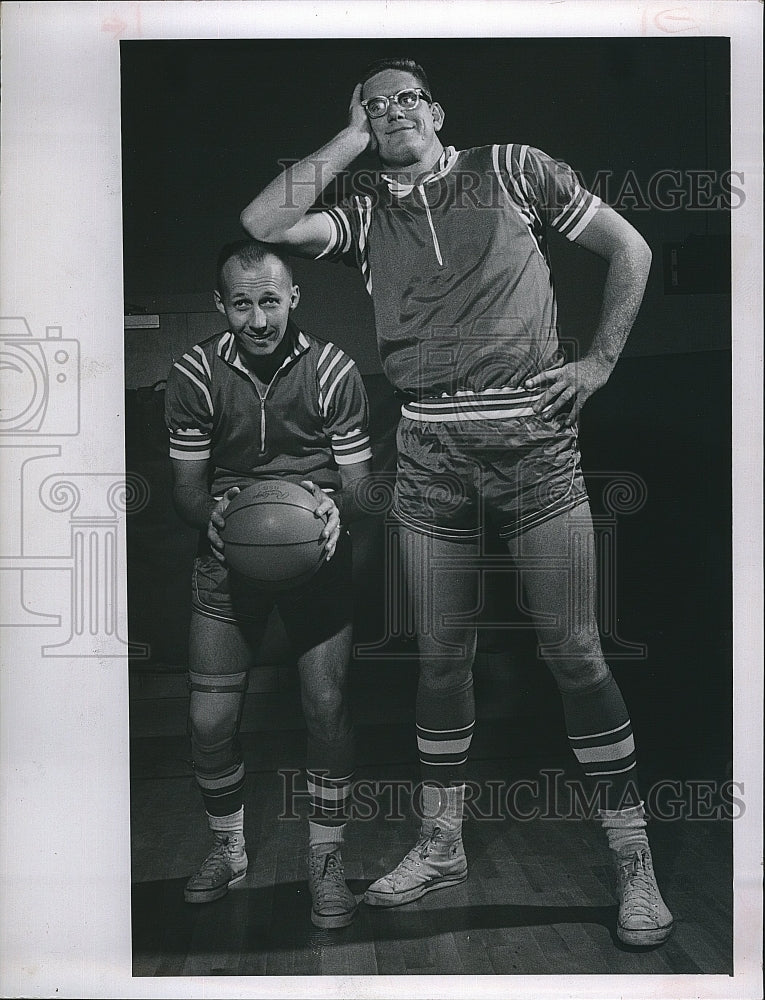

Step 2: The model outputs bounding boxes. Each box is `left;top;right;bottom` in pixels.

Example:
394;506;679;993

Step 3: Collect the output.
123;38;732;784
121;37;731;365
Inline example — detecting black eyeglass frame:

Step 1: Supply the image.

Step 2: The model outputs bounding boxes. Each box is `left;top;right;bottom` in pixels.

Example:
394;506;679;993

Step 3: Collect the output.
361;87;433;119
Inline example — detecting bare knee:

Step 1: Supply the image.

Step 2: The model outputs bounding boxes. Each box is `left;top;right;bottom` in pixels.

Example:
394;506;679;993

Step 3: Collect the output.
190;701;237;748
419;655;475;694
188;680;245;760
190;707;240;778
302;684;347;739
417;628;477;691
540;636;609;692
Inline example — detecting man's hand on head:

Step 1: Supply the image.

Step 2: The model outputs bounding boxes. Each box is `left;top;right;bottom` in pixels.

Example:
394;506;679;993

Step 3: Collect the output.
348;83;378;154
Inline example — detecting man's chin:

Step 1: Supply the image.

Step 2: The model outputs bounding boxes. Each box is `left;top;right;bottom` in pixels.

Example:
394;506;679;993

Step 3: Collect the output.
379;146;421;169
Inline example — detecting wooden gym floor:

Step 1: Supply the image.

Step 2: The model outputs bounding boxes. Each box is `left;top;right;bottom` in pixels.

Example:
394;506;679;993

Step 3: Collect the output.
130;626;733;978
131;742;733;978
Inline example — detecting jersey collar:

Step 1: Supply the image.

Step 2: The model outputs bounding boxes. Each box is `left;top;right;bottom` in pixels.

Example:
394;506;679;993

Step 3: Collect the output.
218;322;310;376
381;145;459;197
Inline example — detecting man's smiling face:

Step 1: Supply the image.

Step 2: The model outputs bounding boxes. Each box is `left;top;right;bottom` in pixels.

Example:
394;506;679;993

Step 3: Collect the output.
214;255;299;369
362;69;444;170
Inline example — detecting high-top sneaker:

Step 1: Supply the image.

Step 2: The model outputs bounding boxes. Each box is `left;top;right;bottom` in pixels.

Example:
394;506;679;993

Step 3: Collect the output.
364;818;468;907
307;849;358;928
364;785;468;908
616;847;674;946
184;830;248;903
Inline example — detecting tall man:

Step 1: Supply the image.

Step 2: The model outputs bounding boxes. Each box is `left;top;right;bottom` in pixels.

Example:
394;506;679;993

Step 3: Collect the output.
165;240;372;929
240;58;673;947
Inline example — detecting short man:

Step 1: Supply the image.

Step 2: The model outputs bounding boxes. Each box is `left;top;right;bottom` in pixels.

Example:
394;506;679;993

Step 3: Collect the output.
165;239;372;928
240;58;673;946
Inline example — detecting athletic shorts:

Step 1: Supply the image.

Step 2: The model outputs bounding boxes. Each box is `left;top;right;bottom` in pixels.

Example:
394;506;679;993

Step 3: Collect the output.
392;388;588;542
191;529;352;653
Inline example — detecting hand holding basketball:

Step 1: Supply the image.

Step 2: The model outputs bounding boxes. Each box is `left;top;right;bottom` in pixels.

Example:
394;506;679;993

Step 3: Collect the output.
219;480;335;589
208;486;241;564
301;480;340;560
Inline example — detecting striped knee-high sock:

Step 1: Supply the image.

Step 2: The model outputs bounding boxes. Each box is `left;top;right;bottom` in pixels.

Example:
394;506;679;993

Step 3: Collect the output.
306;730;355;830
416;675;475;786
194;743;247;817
561;670;641;812
188;669;248;817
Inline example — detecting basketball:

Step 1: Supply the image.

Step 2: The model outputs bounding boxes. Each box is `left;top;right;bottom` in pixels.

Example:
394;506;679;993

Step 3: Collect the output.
220;480;328;590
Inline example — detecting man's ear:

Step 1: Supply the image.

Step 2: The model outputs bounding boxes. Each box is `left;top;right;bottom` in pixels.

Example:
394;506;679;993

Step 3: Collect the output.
289;284;301;311
430;102;445;132
213;289;226;315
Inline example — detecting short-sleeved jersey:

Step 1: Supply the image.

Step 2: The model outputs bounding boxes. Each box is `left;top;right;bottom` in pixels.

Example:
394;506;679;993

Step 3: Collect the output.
315;144;601;396
164;322;371;496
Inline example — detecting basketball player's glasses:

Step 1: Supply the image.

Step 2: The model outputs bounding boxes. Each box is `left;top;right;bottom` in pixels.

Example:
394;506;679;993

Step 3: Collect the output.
361;88;432;119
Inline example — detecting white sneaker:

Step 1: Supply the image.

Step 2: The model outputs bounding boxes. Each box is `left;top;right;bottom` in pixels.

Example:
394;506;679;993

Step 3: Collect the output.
184;833;248;904
364;824;468;908
308;849;358;929
616;847;674;946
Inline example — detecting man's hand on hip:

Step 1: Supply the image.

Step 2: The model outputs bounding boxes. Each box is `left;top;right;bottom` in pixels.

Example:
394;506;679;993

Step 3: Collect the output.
525;357;612;426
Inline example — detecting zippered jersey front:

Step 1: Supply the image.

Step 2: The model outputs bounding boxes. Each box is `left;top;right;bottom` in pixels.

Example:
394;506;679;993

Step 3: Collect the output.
318;144;601;397
164;323;371;496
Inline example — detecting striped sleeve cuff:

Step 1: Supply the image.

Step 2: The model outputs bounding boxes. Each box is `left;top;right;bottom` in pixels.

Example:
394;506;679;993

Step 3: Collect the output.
169;427;211;461
314;207;353;259
551;186;601;241
331;429;372;465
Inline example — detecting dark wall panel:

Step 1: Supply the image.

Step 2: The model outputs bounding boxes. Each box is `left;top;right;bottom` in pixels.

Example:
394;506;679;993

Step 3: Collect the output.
121;37;732;368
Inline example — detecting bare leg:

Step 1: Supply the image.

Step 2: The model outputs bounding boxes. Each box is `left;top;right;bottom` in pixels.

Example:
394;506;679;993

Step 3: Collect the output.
505;501;607;692
297;621;356;827
506;502;673;945
396;524;480;784
183;611;261;903
296;622;358;928
187;610;260;816
506;502;639;809
364;524;476;907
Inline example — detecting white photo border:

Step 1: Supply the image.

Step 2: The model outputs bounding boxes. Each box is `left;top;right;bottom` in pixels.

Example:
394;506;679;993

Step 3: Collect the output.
0;2;761;998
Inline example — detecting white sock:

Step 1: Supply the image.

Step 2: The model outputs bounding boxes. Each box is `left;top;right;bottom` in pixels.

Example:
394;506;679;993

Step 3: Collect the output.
599;801;649;858
309;820;345;855
421;783;465;827
208;807;245;853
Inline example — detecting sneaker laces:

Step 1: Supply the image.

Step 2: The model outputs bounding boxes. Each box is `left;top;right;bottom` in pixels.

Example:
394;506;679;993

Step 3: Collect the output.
310;851;352;909
385;826;443;886
619;849;659;919
194;836;242;881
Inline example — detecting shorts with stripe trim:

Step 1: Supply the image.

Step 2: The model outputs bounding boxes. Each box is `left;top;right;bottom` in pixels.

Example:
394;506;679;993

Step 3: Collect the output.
191;530;352;654
392;389;588;542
